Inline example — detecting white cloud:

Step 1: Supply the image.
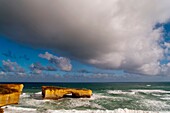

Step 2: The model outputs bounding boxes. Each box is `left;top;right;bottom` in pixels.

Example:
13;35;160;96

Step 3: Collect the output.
2;60;25;73
0;71;6;76
1;0;170;75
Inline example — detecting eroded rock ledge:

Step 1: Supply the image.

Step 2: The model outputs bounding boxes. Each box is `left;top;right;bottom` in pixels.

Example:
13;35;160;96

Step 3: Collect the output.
0;84;24;107
42;86;92;99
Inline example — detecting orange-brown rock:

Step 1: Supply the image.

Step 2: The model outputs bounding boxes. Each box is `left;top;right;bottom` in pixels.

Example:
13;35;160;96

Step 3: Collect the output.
0;108;3;113
0;84;24;107
42;86;92;99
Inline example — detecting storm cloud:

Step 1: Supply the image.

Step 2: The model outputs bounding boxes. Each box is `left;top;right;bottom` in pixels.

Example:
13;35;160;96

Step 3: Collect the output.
1;0;170;75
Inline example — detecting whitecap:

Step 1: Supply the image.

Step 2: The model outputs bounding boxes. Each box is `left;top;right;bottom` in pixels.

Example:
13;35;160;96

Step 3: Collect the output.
67;98;105;109
91;93;113;100
131;89;170;94
2;106;36;113
3;106;169;113
152;94;162;97
160;97;170;100
20;93;30;98
91;93;129;101
107;90;135;95
35;91;42;95
140;99;170;111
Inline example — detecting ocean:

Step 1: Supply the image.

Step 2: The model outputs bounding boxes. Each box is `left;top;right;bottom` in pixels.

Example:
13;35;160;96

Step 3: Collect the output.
1;82;170;113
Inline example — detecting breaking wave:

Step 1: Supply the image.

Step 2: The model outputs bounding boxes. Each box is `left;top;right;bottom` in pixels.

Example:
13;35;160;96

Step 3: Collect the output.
107;90;135;95
3;106;169;113
131;90;170;94
4;88;170;112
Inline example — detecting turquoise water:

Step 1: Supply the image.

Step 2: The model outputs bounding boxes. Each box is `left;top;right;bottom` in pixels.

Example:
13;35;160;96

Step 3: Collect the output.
4;82;170;112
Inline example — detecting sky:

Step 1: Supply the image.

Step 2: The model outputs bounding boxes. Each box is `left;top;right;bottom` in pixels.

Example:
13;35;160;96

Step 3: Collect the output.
0;0;170;82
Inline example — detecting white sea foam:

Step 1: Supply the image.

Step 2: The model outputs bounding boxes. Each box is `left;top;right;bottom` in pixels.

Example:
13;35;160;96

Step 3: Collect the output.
20;92;42;98
19;92;105;109
92;93;129;101
140;99;170;111
35;91;42;95
16;91;170;112
68;98;105;109
152;93;170;100
107;90;135;95
20;93;30;98
21;96;51;105
19;92;51;108
3;106;169;113
152;94;162;97
18;92;129;110
2;106;36;113
131;90;170;94
160;97;170;100
107;89;170;97
20;98;45;106
91;93;113;100
159;94;170;100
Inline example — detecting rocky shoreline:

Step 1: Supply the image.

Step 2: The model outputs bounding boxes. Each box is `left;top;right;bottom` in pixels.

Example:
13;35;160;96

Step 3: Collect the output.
0;84;24;113
0;84;92;113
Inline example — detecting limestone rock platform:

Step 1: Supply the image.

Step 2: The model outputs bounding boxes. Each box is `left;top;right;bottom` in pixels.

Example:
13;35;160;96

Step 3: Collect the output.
0;84;24;107
42;86;92;99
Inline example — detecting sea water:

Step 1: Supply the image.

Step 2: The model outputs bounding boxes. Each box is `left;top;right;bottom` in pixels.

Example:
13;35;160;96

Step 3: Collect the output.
1;82;170;113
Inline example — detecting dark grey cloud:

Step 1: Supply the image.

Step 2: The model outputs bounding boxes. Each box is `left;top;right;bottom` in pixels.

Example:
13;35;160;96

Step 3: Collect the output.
30;62;57;74
39;52;72;71
77;69;91;74
1;0;170;75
